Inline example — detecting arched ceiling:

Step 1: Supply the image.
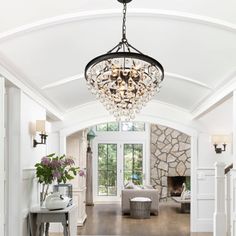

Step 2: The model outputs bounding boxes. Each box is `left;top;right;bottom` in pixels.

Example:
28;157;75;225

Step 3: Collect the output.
0;0;236;117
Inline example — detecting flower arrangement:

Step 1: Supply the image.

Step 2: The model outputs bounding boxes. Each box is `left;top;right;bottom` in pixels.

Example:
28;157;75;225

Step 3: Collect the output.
35;153;85;204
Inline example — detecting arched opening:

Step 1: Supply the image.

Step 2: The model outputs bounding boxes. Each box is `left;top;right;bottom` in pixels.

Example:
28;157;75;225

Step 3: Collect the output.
62;119;197;235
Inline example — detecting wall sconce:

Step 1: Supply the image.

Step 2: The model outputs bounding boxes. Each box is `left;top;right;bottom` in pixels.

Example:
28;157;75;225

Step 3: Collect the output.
33;120;48;148
212;135;231;154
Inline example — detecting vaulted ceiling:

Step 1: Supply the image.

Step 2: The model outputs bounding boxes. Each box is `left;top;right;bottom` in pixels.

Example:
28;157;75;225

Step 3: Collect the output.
0;0;236;117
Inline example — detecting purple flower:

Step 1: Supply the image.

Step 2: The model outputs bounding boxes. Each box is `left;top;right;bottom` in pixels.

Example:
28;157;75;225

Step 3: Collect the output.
52;170;61;179
50;160;62;168
64;158;75;166
79;170;85;177
41;157;50;166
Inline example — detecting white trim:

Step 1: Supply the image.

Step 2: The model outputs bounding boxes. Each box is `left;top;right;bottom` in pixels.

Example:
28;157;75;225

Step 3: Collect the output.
0;9;235;43
191;72;236;119
0;77;5;236
0;65;63;121
93;131;148;202
166;72;212;90
41;74;84;90
41;72;212;91
65;99;190;115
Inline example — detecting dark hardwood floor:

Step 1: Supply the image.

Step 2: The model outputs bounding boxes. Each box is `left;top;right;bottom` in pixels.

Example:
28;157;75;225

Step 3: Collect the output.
75;201;212;236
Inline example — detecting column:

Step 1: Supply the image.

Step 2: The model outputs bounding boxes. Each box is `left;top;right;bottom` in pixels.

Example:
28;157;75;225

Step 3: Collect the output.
86;145;94;206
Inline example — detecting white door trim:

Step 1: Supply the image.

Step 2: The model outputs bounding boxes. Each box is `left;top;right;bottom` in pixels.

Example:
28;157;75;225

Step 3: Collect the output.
0;77;5;236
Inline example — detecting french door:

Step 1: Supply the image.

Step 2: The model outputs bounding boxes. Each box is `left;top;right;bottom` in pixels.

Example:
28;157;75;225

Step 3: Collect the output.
94;141;144;201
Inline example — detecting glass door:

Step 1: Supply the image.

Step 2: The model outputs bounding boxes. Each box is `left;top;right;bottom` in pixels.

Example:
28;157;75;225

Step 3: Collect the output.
97;143;117;196
123;143;143;185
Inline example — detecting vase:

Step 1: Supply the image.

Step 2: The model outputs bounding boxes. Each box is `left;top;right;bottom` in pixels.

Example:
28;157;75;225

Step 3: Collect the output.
40;184;50;207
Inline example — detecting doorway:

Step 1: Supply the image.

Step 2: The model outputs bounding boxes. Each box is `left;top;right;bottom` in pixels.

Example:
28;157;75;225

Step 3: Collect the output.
93;122;149;202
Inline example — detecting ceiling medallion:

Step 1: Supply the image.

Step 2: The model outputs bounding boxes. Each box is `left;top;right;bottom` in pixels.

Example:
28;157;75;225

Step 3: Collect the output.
85;0;164;121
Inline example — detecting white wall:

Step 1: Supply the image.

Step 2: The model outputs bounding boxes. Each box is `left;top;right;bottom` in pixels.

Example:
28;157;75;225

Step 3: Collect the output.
194;97;233;232
7;87;47;236
0;77;5;236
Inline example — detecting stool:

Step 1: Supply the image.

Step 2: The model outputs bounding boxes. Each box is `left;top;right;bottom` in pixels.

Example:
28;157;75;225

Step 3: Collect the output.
130;197;152;219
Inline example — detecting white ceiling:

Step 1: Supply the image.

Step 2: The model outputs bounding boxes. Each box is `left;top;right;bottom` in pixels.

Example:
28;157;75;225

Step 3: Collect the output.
0;0;236;114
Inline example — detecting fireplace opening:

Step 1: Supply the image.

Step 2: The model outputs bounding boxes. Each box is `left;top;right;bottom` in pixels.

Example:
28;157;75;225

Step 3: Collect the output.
167;176;190;197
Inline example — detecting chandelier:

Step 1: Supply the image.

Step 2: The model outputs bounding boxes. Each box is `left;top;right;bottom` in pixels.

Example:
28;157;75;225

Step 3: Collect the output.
85;0;164;121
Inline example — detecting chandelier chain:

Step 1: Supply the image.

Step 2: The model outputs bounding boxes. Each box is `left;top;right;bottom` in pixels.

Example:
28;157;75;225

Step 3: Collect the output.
122;3;127;41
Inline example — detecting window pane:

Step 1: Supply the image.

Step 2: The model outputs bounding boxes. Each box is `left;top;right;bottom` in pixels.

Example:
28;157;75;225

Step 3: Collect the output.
98;143;117;196
96;123;108;131
133;122;145;131
98;144;107;170
121;122;145;131
107;122;119;131
96;122;119;131
123;144;143;185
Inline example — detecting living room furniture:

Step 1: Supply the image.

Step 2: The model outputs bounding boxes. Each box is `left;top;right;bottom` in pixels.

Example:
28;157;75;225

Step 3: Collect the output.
130;197;152;219
122;189;159;215
172;196;191;213
29;205;78;236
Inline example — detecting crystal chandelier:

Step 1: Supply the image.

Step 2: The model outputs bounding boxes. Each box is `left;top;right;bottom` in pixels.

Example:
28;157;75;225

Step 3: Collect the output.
85;0;164;121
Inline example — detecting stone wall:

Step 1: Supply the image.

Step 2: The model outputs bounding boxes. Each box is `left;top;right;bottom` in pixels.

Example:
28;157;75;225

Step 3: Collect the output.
150;124;191;200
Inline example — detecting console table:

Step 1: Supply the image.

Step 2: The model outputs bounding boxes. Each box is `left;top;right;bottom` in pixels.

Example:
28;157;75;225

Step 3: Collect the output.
29;205;78;236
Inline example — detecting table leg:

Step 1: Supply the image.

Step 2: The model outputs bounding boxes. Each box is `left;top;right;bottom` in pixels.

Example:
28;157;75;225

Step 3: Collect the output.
62;223;68;236
40;223;44;236
45;222;50;236
36;223;41;236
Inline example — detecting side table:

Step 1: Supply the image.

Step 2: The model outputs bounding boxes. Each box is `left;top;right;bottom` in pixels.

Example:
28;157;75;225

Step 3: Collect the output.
29;205;78;236
130;197;152;219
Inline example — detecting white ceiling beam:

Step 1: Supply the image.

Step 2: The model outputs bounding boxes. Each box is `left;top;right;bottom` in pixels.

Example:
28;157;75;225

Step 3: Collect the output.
191;73;236;119
41;73;84;90
0;9;235;43
41;72;212;90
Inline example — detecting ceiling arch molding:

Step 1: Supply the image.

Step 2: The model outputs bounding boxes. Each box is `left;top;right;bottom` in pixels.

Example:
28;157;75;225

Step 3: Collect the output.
0;9;235;43
41;72;212;90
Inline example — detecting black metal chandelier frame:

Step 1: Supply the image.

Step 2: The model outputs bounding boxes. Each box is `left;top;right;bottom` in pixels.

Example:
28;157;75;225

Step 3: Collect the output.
85;0;164;81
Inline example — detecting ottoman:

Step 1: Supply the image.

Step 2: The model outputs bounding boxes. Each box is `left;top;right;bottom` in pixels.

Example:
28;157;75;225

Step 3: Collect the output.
130;197;152;219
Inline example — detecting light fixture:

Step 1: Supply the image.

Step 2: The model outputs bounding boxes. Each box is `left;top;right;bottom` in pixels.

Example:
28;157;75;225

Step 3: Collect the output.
211;135;231;154
87;129;96;148
85;0;164;121
33;120;48;148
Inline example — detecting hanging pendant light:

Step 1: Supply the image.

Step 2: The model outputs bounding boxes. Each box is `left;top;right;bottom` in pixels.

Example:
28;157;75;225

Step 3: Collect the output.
85;0;164;121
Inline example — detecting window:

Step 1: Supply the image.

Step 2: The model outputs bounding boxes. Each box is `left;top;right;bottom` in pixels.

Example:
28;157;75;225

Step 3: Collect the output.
98;144;117;196
96;122;145;132
121;122;145;131
96;122;119;131
123;144;143;185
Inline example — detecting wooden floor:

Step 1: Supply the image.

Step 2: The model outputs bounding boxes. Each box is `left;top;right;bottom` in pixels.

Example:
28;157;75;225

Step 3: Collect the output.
74;201;213;236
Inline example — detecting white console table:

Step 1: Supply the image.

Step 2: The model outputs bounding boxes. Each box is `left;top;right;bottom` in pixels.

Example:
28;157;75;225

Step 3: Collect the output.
29;205;78;236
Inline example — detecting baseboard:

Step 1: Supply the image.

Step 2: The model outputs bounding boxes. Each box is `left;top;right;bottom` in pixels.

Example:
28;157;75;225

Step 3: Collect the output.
77;214;87;227
193;219;213;232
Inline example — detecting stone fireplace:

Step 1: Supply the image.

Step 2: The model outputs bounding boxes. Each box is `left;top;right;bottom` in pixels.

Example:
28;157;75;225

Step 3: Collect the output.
150;124;191;200
168;176;188;197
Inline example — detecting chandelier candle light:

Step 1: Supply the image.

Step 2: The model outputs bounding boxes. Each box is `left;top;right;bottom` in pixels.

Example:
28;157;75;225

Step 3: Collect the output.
85;0;164;121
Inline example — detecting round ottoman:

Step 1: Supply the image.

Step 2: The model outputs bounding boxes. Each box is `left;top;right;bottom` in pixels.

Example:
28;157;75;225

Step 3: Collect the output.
130;197;152;219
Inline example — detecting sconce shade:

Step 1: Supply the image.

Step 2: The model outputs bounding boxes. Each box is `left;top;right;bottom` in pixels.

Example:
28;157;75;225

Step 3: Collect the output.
211;135;231;144
36;120;46;133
